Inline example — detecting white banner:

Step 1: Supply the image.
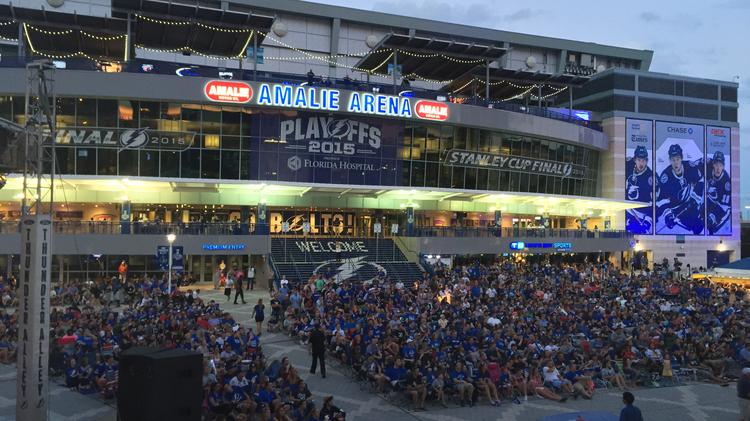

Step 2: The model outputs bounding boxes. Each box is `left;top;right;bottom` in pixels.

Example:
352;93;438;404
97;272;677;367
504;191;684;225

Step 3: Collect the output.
17;215;52;421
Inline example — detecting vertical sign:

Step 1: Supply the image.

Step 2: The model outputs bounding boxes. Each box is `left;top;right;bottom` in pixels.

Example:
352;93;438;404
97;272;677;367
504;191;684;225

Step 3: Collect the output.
406;207;415;236
705;126;731;235
120;201;131;234
624;119;654;234
156;246;169;271
654;122;705;235
172;246;185;273
17;215;52;421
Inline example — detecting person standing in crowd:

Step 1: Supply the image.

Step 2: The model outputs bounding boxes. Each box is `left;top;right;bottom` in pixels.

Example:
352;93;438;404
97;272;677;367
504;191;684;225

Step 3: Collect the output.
620;392;643;421
233;272;246;305
224;276;234;302
213;266;222;290
739;367;750;421
309;322;326;378
117;260;128;282
253;299;265;334
247;265;255;291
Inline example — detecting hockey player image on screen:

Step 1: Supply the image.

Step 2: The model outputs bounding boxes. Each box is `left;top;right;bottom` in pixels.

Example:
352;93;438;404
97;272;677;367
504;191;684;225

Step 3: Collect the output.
706;151;731;235
655;144;705;235
625;145;653;234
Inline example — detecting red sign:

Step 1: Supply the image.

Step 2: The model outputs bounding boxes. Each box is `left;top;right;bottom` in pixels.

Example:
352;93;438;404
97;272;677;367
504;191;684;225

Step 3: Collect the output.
414;100;449;121
204;80;253;103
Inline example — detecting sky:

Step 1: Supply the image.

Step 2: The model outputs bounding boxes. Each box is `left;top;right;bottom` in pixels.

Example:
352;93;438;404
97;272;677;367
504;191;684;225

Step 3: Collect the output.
311;0;749;214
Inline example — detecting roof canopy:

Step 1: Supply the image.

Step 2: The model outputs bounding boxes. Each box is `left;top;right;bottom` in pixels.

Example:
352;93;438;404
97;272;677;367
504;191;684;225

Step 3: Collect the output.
354;33;505;83
444;67;592;100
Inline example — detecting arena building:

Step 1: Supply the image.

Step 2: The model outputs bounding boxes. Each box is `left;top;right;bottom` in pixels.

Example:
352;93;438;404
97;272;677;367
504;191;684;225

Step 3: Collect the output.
0;0;740;283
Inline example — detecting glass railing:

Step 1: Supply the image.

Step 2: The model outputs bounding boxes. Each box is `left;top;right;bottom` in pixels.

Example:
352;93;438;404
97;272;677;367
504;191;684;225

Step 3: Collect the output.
0;57;601;131
0;221;632;239
405;226;633;239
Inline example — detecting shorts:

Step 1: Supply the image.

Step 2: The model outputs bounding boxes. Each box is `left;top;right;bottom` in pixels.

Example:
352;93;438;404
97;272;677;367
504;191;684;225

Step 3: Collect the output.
549;379;562;389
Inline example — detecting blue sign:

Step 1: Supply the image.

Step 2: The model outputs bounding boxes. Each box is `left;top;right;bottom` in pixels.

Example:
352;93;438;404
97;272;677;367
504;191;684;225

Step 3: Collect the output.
509;242;571;251
172;246;184;273
156;246;169;271
255;83;412;118
202;243;247;251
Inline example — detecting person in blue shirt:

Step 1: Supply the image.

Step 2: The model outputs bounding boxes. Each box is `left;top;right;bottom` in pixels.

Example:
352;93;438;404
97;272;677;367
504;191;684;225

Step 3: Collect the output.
620;391;643;421
450;362;474;407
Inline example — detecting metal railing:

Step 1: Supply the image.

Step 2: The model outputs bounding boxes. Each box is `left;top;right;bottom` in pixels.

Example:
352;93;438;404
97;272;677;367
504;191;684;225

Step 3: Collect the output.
0;220;257;236
0;221;633;239
0;57;601;131
405;226;632;239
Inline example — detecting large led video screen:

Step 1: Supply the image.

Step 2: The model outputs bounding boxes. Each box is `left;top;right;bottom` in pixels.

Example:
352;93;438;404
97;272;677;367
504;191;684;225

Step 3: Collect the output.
624;119;654;234
705;126;731;235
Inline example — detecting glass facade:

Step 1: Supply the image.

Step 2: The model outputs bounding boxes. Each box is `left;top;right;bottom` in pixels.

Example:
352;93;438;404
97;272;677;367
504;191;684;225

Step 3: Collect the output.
0;95;600;196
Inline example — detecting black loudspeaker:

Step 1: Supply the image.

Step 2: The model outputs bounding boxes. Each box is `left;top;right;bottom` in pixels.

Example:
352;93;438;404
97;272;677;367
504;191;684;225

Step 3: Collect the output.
118;347;203;421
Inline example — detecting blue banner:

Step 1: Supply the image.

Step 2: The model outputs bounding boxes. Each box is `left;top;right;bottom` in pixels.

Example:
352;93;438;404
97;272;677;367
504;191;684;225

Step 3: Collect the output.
624;119;654;234
705;126;731;235
172;246;184;273
654;122;705;235
156;246;169;271
120;201;131;234
251;111;402;186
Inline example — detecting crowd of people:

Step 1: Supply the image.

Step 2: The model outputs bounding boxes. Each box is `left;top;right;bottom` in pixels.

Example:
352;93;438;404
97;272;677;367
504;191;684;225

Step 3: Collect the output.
0;269;346;421
269;259;749;411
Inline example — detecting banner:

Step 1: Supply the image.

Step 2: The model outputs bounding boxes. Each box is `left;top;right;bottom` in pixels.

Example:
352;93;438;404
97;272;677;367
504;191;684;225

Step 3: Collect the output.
705;126;731;235
172;246;184;273
654;122;705;235
156;246;169;271
624;119;654;234
442;149;587;179
120;201;131;234
253;112;402;186
17;215;52;420
55;127;195;152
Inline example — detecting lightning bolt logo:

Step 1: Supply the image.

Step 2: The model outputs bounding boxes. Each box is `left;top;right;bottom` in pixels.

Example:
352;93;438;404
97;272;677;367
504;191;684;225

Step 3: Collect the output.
119;128;149;151
326;119;351;139
313;256;386;282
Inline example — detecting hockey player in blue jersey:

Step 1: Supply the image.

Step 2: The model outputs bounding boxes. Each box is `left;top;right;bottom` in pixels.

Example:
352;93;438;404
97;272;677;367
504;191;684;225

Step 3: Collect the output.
656;144;705;234
707;150;731;235
625;145;653;233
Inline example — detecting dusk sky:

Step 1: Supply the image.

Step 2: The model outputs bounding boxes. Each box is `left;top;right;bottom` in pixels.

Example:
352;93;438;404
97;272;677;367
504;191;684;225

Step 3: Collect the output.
312;0;749;212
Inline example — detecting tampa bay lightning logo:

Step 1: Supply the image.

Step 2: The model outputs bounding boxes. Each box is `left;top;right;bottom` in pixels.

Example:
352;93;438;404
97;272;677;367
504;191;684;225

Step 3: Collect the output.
283;215;307;232
120;129;149;150
313;256;385;283
326;119;352;139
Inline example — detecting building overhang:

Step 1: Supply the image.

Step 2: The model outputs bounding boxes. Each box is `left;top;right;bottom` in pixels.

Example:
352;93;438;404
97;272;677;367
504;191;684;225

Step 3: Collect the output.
0;175;641;217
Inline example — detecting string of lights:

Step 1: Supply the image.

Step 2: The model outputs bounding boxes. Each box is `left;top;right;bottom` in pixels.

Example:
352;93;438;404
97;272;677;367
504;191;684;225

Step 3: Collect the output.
25;23;127;41
0;35;17;42
80;31;127;41
22;23;128;61
0;20;15;26
135;32;253;59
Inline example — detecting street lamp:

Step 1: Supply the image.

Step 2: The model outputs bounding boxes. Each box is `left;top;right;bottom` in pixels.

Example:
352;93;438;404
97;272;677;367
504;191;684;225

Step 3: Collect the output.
167;233;176;294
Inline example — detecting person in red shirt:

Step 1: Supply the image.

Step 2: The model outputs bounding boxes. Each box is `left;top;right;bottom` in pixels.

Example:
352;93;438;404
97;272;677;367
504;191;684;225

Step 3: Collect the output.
118;261;128;281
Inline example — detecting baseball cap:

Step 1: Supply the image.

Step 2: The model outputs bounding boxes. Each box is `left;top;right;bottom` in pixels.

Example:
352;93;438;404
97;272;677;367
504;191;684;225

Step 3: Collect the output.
742;367;750;375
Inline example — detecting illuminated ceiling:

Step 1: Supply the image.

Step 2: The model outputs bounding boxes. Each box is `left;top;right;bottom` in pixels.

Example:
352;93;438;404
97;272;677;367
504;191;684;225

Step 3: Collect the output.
0;175;640;217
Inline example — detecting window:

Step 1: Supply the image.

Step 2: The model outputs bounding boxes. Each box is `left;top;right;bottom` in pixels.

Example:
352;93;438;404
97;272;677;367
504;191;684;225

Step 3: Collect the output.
221;150;240;179
721;86;738;102
118;150;139;176
140;150;159;177
639;97;674;115
181;148;200;178
76;98;96;127
98;149;117;175
721;106;737;122
639;77;674;95
76;148;97;175
97;99;118;127
160;151;180;177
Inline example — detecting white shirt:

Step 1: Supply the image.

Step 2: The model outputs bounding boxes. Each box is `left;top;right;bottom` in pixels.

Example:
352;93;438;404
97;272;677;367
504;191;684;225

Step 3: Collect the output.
248;268;255;278
486;288;497;298
542;367;560;382
229;376;249;388
280;278;289;288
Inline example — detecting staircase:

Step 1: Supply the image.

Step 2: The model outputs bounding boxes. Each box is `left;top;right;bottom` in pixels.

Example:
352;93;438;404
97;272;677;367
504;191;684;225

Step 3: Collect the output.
270;237;424;285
